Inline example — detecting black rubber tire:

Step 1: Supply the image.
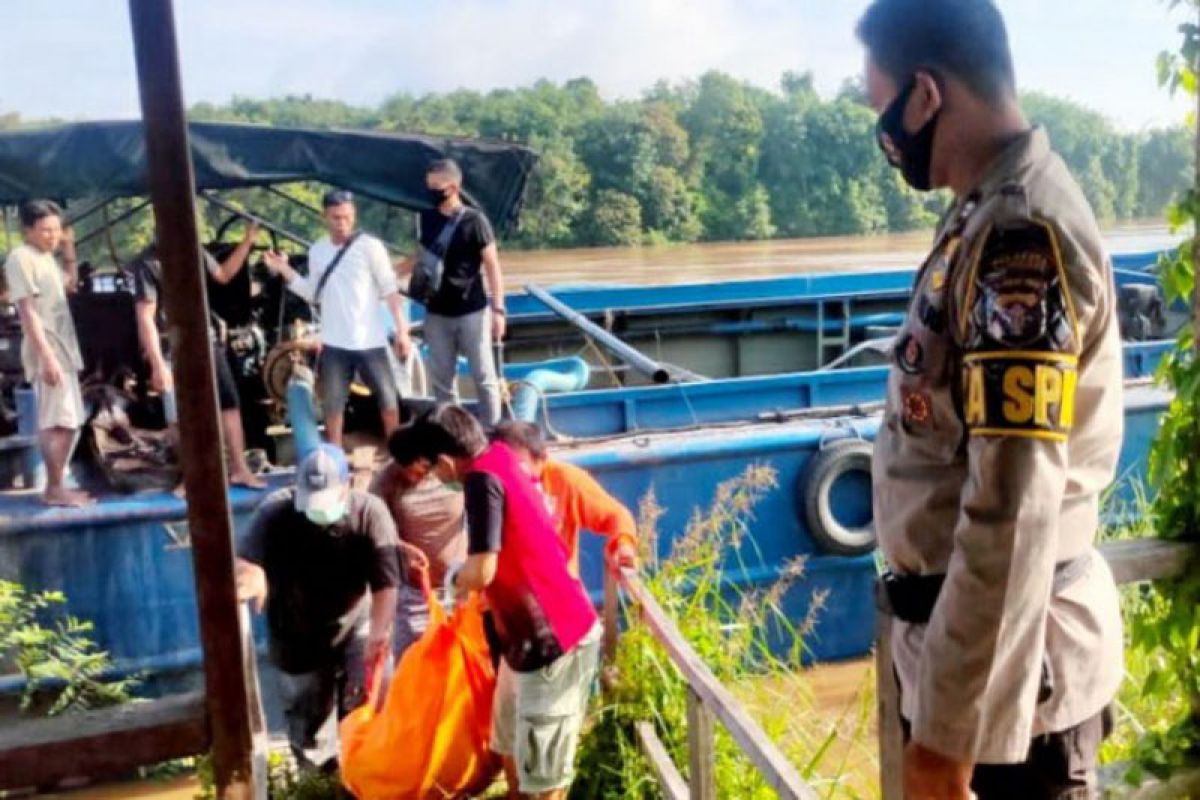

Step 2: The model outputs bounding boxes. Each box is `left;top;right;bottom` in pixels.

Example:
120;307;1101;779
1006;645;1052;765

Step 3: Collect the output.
799;438;877;556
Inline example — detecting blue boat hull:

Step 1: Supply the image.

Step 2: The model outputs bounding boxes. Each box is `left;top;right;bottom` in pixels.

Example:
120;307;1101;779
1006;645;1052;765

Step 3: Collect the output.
0;252;1178;681
0;385;1165;679
562;385;1169;662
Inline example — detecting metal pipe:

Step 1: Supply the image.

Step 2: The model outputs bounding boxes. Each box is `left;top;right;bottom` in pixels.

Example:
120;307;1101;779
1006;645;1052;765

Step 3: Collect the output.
127;1;265;797
262;184;408;256
64;196;117;228
73;198;152;248
200;191;312;249
526;282;672;384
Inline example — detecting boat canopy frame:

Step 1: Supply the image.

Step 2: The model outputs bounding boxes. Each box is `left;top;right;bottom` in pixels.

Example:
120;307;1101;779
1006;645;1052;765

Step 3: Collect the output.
0;120;537;234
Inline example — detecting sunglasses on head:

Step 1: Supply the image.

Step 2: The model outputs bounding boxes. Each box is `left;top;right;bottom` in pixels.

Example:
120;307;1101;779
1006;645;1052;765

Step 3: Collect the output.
322;189;354;208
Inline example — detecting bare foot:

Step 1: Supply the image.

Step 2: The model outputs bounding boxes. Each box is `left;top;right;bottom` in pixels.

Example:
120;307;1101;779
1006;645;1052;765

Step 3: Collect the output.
43;487;95;507
229;472;267;490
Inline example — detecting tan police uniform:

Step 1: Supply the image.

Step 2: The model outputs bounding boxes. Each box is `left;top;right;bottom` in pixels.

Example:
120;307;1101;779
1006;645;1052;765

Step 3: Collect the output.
872;126;1124;764
3;243;85;430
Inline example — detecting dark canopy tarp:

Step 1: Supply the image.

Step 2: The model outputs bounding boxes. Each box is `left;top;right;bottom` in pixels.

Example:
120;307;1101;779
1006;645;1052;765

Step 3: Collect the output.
0;120;537;231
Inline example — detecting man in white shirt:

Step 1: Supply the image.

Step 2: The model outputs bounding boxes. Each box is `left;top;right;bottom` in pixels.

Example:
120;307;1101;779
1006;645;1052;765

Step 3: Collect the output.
264;190;412;446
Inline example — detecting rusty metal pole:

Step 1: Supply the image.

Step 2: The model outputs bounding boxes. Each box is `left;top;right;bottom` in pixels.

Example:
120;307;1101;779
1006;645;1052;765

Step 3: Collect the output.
126;1;265;797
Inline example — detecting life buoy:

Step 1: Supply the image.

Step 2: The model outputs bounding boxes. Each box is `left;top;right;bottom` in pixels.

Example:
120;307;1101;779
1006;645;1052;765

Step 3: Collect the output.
799;438;876;556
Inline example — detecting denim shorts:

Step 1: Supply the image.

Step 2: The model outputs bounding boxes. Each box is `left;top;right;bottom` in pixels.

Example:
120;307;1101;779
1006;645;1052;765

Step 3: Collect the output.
317;345;399;414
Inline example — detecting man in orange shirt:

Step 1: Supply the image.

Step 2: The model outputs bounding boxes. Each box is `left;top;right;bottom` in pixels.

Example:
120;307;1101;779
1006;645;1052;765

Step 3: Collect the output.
493;422;637;578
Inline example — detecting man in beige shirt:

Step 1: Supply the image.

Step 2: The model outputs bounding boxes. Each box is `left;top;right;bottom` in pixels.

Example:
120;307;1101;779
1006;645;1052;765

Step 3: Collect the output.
859;1;1124;797
4;200;92;506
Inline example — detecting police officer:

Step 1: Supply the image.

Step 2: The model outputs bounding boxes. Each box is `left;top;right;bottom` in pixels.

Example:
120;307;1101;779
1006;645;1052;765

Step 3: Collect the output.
857;2;1123;798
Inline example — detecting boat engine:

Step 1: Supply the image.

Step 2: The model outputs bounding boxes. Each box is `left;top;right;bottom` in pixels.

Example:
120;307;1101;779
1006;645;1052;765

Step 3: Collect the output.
1118;283;1167;342
0;301;23;435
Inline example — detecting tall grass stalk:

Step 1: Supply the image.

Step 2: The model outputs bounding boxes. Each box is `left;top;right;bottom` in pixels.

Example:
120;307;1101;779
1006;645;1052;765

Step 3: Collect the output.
1099;480;1198;782
572;465;877;800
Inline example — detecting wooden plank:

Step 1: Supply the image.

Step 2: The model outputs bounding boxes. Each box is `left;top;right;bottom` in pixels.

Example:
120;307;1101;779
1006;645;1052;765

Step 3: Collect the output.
126;2;266;797
601;566;620;694
0;693;208;791
239;604;270;798
620;570;819;800
603;566;619;666
1100;539;1198;585
635;721;689;800
686;688;716;800
874;582;905;800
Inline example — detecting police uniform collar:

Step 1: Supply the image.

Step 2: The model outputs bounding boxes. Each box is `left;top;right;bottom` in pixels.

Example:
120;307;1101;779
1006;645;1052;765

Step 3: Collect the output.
970;126;1050;202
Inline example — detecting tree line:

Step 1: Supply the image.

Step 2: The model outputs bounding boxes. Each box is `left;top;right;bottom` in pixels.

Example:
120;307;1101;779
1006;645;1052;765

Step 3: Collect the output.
3;71;1194;254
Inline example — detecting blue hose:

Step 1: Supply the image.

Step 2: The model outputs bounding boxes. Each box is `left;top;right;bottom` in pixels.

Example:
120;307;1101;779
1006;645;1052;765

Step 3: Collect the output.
510;357;591;421
286;365;322;462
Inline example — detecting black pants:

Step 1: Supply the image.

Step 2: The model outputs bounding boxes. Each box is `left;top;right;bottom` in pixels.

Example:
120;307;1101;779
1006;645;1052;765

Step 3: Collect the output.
902;707;1112;800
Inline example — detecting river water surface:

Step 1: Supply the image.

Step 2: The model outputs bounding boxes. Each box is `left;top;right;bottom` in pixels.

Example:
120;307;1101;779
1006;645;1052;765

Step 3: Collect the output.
502;222;1179;289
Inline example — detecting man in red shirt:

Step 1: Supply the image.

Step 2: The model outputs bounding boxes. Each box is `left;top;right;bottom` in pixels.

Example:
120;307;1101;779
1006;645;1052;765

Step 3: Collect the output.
492;421;637;580
392;405;601;800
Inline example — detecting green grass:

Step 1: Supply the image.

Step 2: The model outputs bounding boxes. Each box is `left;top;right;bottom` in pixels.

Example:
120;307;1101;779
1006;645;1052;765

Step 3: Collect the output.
571;464;877;800
1099;480;1199;780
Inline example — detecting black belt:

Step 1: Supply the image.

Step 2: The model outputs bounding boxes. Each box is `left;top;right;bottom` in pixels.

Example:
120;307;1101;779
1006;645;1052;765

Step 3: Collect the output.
882;553;1093;625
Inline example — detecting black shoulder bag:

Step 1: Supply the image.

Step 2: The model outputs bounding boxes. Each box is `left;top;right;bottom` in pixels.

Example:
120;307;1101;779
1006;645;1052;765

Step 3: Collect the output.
408;209;467;306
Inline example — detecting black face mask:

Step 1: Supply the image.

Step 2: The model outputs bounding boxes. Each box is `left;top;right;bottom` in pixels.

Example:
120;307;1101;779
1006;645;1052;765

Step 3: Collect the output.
427;186;453;206
876;78;941;192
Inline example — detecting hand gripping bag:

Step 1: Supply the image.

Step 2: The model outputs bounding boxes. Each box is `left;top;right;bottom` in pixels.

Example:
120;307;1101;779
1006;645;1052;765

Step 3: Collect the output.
341;577;500;799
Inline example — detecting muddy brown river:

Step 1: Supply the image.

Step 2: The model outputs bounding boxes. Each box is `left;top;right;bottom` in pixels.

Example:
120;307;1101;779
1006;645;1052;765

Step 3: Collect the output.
501;222;1179;289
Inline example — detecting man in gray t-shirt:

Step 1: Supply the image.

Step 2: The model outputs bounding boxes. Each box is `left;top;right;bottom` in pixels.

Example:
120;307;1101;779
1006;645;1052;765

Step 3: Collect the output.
236;444;400;771
3;200;90;506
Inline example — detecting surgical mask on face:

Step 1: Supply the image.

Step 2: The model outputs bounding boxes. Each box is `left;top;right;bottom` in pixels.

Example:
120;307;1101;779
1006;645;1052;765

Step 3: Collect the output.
305;501;347;527
876;77;941;192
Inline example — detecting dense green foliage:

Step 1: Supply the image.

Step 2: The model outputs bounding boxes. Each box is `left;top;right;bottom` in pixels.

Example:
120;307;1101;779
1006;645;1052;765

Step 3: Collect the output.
0;579;138;715
573;466;875;799
1117;5;1200;783
1;70;1190;260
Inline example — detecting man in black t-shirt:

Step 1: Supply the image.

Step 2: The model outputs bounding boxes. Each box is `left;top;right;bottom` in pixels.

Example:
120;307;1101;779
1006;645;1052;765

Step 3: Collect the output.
236;444;400;771
128;222;264;488
401;159;506;426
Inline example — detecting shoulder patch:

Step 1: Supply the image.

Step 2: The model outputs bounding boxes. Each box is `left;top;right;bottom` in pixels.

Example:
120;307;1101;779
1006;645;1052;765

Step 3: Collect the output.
965;220;1076;353
960;219;1079;441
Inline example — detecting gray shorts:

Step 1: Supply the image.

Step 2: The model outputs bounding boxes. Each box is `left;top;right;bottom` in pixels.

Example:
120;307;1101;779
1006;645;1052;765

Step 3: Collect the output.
317;345;399;415
491;623;602;794
35;372;85;431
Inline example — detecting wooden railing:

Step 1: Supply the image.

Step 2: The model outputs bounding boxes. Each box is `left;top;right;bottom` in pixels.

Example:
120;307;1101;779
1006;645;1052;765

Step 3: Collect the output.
875;538;1199;800
603;568;820;800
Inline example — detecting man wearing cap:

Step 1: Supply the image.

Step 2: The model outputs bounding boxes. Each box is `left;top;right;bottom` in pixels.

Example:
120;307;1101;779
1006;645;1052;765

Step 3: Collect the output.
235;443;401;771
264;190;412;446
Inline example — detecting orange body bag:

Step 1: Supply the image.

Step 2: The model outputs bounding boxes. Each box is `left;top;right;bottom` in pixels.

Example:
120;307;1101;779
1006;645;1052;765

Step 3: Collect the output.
341;581;500;799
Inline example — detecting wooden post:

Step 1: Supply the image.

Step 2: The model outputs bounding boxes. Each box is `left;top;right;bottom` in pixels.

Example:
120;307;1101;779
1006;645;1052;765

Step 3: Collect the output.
686;688;716;800
603;565;619;666
126;1;265;797
875;582;904;800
